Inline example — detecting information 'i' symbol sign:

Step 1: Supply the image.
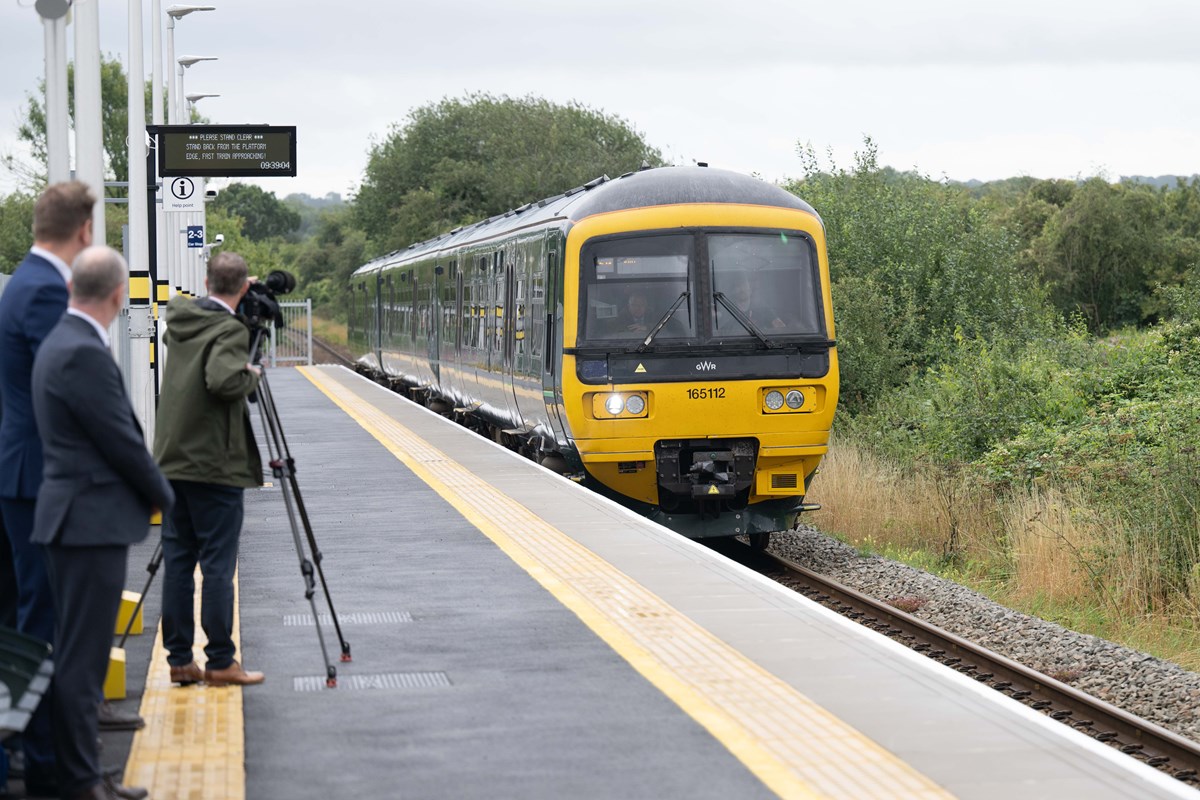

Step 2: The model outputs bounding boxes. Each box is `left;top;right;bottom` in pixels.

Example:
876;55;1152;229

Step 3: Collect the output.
171;177;195;200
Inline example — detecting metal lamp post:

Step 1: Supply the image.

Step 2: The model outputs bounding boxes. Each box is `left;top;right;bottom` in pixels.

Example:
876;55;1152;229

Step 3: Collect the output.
176;55;218;124
165;5;215;125
34;0;70;183
185;92;220;121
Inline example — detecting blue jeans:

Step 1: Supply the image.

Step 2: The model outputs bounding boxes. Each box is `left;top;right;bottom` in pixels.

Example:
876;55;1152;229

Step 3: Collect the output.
161;481;245;670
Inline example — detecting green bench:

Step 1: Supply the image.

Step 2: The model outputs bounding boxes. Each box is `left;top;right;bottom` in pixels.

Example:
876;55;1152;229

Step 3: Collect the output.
0;625;53;741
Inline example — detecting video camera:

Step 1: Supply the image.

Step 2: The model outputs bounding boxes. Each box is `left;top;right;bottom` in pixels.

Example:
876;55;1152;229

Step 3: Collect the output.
239;269;296;330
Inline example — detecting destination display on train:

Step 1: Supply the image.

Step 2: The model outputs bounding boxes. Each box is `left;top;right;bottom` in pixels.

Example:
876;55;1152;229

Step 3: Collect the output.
154;125;297;177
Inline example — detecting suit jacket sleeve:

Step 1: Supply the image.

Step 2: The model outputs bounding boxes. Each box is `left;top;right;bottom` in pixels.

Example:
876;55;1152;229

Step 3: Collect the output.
55;345;175;513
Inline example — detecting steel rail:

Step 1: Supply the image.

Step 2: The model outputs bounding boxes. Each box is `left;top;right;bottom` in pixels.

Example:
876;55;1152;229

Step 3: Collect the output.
751;546;1200;785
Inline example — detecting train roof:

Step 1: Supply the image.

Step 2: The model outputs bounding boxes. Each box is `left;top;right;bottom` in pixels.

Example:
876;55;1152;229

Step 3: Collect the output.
352;166;819;277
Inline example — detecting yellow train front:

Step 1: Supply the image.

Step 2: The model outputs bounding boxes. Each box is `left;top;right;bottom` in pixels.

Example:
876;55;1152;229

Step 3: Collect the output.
349;166;838;544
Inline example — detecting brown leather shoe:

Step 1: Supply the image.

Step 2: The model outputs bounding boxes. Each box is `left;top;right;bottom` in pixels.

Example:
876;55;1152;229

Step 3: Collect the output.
169;661;203;685
204;659;264;686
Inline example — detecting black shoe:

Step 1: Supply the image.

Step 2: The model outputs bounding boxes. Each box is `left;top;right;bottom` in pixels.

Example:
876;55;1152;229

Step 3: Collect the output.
97;700;145;731
102;775;148;799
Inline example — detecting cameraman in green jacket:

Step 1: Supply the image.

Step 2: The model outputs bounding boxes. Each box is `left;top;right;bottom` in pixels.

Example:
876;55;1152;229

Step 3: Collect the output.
153;251;267;687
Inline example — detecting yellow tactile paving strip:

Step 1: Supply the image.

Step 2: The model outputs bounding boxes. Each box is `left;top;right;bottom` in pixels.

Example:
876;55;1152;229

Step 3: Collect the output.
125;569;247;800
300;366;954;800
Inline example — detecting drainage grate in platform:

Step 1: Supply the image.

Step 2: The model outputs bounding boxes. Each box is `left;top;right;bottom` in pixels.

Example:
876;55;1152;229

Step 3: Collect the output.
293;672;451;692
283;611;413;626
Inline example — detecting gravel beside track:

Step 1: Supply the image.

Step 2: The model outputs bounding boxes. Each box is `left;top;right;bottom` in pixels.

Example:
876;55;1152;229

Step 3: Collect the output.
771;526;1200;746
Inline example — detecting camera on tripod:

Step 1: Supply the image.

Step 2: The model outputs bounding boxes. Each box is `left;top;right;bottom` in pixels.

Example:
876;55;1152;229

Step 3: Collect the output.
239;269;297;330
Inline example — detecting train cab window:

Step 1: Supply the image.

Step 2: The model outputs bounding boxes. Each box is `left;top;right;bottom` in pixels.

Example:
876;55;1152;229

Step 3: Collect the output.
710;233;824;338
581;234;694;343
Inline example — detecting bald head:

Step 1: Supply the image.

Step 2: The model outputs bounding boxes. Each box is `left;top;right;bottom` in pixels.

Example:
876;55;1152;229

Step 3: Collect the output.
208;252;249;296
71;246;127;303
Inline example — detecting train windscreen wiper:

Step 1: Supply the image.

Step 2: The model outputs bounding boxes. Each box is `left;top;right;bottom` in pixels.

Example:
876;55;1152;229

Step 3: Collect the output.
636;290;690;353
712;291;779;349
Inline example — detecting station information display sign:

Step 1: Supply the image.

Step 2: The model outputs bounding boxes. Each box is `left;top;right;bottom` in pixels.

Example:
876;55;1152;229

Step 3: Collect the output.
154;125;297;177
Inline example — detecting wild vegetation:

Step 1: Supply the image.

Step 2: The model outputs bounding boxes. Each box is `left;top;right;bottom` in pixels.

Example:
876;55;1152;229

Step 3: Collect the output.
791;140;1200;667
4;87;1199;664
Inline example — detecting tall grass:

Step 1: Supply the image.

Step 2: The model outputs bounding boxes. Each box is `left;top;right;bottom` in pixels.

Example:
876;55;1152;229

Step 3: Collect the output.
805;438;1200;669
312;314;348;348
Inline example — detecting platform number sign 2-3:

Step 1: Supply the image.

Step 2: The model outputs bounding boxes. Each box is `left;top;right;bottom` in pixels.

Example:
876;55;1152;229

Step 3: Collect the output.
187;225;204;249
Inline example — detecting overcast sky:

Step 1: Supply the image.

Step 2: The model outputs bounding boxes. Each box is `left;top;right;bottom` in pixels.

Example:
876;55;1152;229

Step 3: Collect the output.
1;0;1198;200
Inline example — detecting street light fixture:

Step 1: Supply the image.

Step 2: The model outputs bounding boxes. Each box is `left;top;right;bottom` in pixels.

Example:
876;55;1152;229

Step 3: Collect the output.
177;55;217;122
165;6;215;124
185;92;220;119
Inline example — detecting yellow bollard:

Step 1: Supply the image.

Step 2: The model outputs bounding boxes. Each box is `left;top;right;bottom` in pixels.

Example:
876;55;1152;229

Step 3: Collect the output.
104;647;126;700
114;590;144;636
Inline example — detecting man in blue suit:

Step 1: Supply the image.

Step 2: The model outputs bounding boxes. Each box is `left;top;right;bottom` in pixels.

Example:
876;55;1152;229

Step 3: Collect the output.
0;180;94;796
32;246;171;800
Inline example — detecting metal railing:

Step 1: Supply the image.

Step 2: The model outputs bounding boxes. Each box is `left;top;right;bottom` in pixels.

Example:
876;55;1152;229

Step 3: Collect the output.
268;299;313;367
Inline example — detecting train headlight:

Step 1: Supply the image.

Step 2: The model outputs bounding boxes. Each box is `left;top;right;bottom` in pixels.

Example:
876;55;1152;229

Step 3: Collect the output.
764;390;785;411
591;391;649;419
785;390;804;409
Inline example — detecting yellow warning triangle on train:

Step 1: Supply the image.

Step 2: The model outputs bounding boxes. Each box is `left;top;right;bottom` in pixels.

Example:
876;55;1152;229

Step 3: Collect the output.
635;363;647;373
708;485;720;495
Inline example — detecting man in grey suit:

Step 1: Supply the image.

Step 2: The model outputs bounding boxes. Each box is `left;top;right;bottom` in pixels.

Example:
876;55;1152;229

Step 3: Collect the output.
31;246;173;800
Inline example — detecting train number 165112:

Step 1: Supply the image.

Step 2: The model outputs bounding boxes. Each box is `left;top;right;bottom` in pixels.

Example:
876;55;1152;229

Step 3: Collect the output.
687;388;726;400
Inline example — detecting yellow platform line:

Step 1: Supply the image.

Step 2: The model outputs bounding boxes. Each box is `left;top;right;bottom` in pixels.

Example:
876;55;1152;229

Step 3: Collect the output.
125;568;247;800
300;366;953;800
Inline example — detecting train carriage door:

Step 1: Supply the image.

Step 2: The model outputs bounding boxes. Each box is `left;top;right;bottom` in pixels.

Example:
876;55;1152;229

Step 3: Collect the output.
371;273;383;365
428;266;441;384
542;231;569;449
503;253;521;421
488;250;504;374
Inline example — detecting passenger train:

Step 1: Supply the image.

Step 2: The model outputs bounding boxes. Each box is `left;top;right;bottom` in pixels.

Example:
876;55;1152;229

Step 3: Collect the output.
348;166;838;546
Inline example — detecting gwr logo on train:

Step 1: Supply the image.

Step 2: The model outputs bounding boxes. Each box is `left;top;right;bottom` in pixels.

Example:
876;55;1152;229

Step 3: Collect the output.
348;166;838;551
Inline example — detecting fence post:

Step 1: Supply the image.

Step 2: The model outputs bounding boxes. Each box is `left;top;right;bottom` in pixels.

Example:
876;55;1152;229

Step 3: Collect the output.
306;298;313;366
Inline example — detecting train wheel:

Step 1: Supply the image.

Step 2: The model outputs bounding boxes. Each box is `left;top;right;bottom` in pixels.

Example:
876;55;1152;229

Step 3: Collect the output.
749;533;770;551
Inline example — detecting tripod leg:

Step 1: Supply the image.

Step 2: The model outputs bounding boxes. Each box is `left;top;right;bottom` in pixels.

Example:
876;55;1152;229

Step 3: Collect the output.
119;540;163;649
253;373;339;687
257;373;352;663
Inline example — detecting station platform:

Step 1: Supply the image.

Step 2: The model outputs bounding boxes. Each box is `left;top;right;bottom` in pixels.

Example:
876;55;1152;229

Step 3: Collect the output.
97;365;1195;800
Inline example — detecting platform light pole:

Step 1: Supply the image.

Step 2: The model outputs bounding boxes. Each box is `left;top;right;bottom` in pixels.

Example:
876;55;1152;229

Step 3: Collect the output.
164;4;214;300
35;0;71;183
74;0;105;244
165;6;214;126
129;0;155;443
185;92;220;121
176;55;217;125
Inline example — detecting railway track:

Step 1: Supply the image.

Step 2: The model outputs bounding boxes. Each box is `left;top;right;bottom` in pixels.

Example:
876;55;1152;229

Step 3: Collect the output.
727;542;1200;787
310;335;354;368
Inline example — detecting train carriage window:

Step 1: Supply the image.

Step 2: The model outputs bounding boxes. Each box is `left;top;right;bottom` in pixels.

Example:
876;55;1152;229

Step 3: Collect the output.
580;234;694;343
515;275;527;364
710;233;824;337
